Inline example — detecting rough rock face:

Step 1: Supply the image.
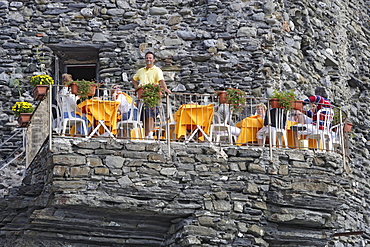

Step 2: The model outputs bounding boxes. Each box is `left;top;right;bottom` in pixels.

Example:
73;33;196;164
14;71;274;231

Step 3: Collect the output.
0;0;369;245
1;138;367;246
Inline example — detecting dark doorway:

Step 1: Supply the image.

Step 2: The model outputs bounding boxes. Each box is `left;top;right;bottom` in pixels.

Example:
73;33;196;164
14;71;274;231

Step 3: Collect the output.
49;44;100;84
66;64;97;81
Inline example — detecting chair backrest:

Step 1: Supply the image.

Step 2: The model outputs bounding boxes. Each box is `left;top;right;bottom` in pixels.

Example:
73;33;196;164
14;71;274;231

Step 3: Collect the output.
330;123;343;145
57;92;79;120
124;99;139;122
167;99;176;123
216;104;234;125
265;108;288;131
52;104;61;132
315;108;334;131
213;112;222;124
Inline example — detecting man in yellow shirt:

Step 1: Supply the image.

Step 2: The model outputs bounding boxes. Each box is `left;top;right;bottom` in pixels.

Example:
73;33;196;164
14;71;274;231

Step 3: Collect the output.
132;52;171;139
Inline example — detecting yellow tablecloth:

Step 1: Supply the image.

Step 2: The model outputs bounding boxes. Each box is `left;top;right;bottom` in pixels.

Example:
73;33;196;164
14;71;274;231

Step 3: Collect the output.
235;118;315;148
235;115;264;145
79;99;120;135
174;103;214;139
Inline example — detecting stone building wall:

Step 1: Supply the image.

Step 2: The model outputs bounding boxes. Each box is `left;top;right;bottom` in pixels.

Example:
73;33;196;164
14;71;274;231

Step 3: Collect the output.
0;0;369;245
1;0;369;194
0;138;368;246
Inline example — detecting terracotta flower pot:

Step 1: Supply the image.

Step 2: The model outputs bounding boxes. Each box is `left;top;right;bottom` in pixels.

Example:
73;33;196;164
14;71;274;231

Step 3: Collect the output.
69;83;96;97
270;99;303;110
33;85;49;101
17;113;32;127
269;98;283;108
217;91;228;104
87;85;97;97
69;83;78;94
291;100;303;110
344;122;353;132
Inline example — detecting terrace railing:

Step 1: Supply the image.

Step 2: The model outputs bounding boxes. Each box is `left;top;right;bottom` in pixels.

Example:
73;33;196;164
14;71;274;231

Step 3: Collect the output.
24;85;351;167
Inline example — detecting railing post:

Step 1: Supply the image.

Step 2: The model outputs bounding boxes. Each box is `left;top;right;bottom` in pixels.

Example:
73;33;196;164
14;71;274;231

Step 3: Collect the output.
267;102;272;160
339;109;347;170
49;85;53;152
166;94;171;158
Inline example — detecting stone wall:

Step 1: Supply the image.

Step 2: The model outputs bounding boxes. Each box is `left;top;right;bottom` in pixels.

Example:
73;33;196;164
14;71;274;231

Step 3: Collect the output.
0;0;370;245
0;0;369;168
0;138;368;246
0;0;368;147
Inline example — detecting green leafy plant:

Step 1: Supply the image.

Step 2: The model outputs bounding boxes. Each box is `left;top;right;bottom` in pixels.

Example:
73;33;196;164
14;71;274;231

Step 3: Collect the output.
226;88;247;113
10;78;22;97
140;84;163;108
66;79;99;99
11;102;34;117
270;89;297;110
30;74;54;86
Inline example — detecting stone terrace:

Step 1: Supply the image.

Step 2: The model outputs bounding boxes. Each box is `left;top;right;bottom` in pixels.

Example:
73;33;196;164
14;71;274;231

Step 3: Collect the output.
0;137;367;246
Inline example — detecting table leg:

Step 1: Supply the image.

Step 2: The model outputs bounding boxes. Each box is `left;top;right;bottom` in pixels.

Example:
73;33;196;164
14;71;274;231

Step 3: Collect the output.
88;120;116;139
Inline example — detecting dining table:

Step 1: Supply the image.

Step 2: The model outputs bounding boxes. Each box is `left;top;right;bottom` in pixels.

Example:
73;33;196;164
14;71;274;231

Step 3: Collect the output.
174;103;214;142
78;99;120;138
286;120;318;149
235;116;316;148
235;115;264;145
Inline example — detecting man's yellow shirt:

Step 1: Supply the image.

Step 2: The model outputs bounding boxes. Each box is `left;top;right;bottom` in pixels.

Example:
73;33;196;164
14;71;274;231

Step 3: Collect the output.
133;65;164;86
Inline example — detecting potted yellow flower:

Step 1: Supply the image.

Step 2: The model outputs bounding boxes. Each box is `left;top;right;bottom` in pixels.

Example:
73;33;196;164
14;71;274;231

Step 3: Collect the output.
30;74;54;100
11;102;35;127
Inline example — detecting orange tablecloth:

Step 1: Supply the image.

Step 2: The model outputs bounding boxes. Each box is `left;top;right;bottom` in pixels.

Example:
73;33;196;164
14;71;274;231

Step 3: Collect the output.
235;115;264;145
78;99;120;135
174;103;214;139
286;121;317;149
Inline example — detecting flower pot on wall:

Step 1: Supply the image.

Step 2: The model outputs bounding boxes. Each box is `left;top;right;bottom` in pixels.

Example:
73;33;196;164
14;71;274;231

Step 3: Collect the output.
17;113;32;127
217;91;228;104
33;85;49;101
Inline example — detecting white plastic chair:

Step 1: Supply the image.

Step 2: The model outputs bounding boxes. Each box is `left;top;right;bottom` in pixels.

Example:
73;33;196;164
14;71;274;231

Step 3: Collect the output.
330;123;343;151
116;99;143;139
210;111;239;144
262;108;289;148
57;94;88;137
156;99;177;140
307;108;334;151
52;104;61;133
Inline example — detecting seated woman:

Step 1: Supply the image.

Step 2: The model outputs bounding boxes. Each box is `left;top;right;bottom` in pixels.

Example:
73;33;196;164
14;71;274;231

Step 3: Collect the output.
254;103;268;146
111;85;138;121
58;73;91;136
291;95;332;136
